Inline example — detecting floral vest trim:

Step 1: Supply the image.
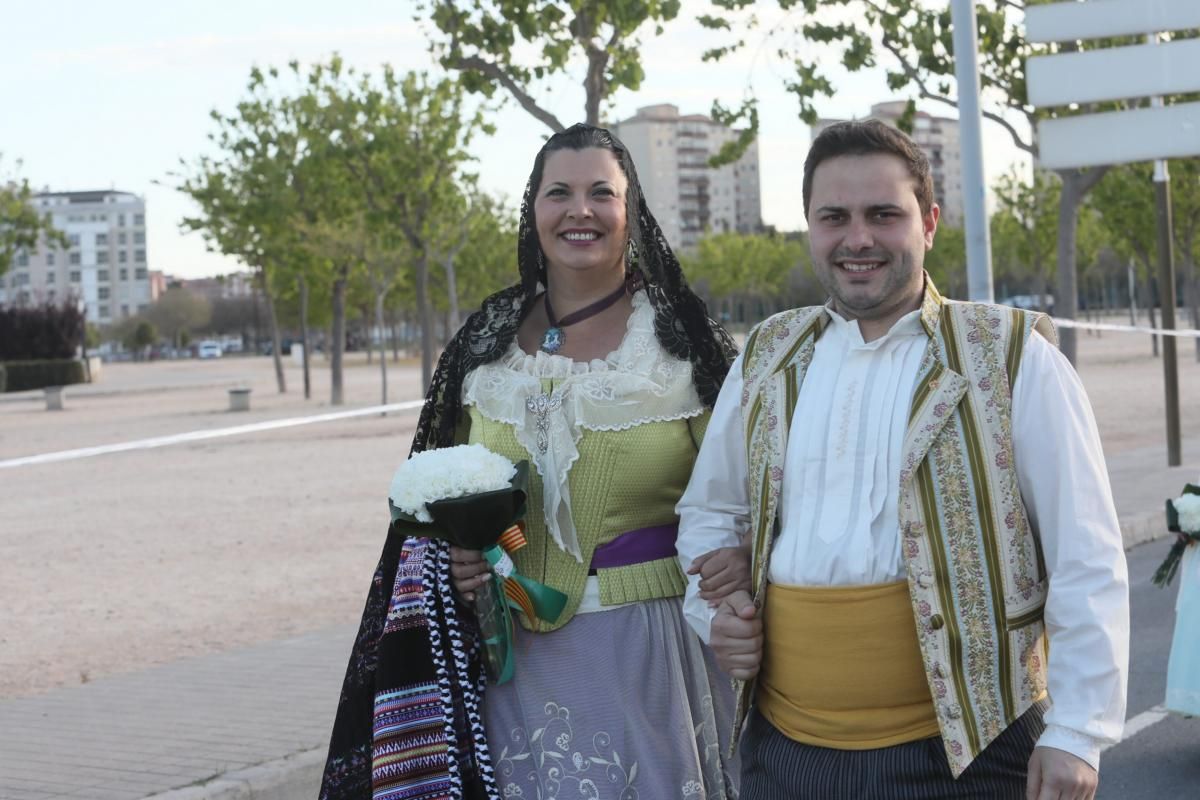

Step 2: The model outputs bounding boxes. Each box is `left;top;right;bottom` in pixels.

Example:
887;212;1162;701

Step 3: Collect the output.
735;282;1057;777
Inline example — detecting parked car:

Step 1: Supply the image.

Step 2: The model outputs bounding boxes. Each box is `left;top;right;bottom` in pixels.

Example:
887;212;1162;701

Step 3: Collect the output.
197;340;223;359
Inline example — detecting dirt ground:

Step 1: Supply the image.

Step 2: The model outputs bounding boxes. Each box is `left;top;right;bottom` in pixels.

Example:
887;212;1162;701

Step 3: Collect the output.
2;326;1199;698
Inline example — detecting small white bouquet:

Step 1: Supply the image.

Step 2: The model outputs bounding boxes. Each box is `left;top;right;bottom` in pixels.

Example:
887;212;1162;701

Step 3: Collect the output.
387;444;566;683
389;444;519;523
1155;483;1200;588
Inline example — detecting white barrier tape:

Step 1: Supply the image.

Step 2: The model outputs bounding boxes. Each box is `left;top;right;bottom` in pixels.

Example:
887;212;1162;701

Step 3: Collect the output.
0;399;426;470
1050;317;1200;338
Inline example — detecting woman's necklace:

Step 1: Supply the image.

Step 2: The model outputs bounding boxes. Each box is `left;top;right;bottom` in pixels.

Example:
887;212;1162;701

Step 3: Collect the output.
539;282;629;354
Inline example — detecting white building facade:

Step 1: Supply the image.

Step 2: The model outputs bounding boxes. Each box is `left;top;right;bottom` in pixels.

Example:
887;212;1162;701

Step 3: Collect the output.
0;190;152;324
612;104;763;252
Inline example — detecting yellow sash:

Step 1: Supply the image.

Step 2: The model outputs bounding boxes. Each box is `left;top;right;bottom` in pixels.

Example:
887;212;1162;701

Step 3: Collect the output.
756;580;941;750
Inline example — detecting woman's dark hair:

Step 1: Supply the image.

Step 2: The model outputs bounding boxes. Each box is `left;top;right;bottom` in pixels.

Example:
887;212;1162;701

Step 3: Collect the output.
411;122;737;454
802;118;935;218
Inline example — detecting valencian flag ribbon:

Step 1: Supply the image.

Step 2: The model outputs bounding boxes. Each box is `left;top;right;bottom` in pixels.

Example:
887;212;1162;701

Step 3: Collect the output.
476;522;568;683
388;460;567;683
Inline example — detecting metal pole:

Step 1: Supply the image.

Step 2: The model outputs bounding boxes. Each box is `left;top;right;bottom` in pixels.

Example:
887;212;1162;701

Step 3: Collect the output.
1154;157;1182;466
950;0;994;302
1127;261;1137;327
1145;31;1182;466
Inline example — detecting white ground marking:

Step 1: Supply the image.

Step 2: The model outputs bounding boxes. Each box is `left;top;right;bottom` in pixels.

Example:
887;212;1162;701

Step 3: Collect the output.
1102;704;1170;752
0;400;425;470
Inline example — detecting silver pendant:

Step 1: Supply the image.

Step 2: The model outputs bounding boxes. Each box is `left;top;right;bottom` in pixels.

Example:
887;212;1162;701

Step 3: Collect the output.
525;391;564;454
540;326;564;354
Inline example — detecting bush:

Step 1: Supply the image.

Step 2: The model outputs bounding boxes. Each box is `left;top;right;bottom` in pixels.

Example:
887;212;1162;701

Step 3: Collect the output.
1;359;87;392
0;302;86;360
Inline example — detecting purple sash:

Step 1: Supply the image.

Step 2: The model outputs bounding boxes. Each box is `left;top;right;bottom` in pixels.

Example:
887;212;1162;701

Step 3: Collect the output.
589;523;679;574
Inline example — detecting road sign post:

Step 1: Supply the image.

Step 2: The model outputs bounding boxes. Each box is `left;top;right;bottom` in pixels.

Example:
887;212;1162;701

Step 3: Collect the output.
1025;0;1199;467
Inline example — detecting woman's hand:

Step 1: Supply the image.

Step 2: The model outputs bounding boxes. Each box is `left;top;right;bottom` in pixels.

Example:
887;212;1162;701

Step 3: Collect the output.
450;546;490;602
688;543;751;606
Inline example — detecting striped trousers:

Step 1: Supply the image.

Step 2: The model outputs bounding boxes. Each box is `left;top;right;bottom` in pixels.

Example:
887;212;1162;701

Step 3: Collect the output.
739;700;1047;799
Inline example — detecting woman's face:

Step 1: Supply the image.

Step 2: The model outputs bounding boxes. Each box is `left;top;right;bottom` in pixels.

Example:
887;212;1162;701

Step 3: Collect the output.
533;147;629;282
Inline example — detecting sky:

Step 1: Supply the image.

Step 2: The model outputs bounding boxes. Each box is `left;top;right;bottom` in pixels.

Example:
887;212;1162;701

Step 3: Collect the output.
1;0;1029;279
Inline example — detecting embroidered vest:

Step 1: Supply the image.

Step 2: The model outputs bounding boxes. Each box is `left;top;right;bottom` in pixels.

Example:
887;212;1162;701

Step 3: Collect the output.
735;282;1057;777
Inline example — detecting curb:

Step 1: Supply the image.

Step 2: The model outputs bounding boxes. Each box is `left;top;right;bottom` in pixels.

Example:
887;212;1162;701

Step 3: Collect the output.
1122;510;1169;550
142;748;325;800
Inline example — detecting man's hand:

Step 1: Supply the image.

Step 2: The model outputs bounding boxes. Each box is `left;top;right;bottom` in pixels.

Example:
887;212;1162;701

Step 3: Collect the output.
710;589;762;681
449;545;489;602
689;544;751;605
1026;746;1098;800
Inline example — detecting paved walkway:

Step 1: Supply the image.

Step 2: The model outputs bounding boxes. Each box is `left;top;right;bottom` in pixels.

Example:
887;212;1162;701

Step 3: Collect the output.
0;626;355;800
1;437;1196;800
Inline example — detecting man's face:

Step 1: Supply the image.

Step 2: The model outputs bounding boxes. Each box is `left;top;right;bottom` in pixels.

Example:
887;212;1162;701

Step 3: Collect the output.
806;153;939;331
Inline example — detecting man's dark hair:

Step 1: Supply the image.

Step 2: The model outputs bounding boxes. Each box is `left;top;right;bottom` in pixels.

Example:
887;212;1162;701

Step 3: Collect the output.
802;119;935;218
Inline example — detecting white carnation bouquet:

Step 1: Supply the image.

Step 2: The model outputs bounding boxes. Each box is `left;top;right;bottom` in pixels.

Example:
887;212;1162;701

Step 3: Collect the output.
1154;482;1200;588
387;444;566;683
389;444;519;523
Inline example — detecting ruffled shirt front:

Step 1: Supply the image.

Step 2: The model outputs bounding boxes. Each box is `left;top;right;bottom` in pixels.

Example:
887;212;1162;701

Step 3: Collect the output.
462;290;705;561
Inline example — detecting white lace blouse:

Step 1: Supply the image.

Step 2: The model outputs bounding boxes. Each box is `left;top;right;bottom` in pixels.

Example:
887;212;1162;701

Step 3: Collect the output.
462;290;706;562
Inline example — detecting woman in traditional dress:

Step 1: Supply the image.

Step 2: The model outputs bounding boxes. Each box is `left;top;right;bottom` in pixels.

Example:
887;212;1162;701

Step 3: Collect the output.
1166;505;1200;717
321;124;743;800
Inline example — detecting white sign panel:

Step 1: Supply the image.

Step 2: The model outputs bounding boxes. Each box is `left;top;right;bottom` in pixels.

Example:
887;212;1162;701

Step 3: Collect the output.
1026;0;1200;44
1028;38;1200;107
1037;102;1200;170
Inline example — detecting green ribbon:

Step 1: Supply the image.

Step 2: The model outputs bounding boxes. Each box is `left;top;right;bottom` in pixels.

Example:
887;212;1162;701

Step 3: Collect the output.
477;544;568;684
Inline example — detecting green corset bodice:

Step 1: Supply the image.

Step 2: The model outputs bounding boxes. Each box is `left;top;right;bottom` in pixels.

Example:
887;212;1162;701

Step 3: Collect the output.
464;401;708;632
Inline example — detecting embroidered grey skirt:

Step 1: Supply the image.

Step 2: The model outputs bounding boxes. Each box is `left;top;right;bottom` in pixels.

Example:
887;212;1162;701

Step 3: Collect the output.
484;591;739;799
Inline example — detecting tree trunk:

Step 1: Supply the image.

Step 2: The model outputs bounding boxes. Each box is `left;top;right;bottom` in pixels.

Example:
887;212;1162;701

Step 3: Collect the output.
1146;273;1160;358
1185;254;1200;362
364;307;373;365
388;307;400;363
261;270;287;394
416;252;435;392
1054;167;1108;364
1032;253;1048;314
331;268;347;406
299;273;311;401
444;256;461;336
375;290;389;406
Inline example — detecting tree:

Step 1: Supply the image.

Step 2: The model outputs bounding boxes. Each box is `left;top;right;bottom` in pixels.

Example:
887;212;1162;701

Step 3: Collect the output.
420;0;683;130
173;73;304;394
701;1;1189;363
683;231;806;326
145;287;211;349
1;155;67;278
1168;158;1200;361
1090;163;1162;355
924;223;967;299
326;67;492;390
992;169;1060;312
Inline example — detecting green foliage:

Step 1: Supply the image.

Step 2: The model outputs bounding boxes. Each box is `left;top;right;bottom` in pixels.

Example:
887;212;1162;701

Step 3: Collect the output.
924;224;967;298
0;301;86;360
683;231;807;300
129;321;158;350
1;359;87;392
419;0;683;129
144;287;211;348
1;155;68;278
1090;163;1157;273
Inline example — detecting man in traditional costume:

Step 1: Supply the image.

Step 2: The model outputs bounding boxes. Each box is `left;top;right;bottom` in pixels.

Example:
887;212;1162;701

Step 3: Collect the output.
675;120;1129;800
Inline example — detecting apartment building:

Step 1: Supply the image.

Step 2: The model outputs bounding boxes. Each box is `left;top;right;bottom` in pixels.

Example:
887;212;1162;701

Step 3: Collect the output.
612;104;763;252
0;190;152;324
